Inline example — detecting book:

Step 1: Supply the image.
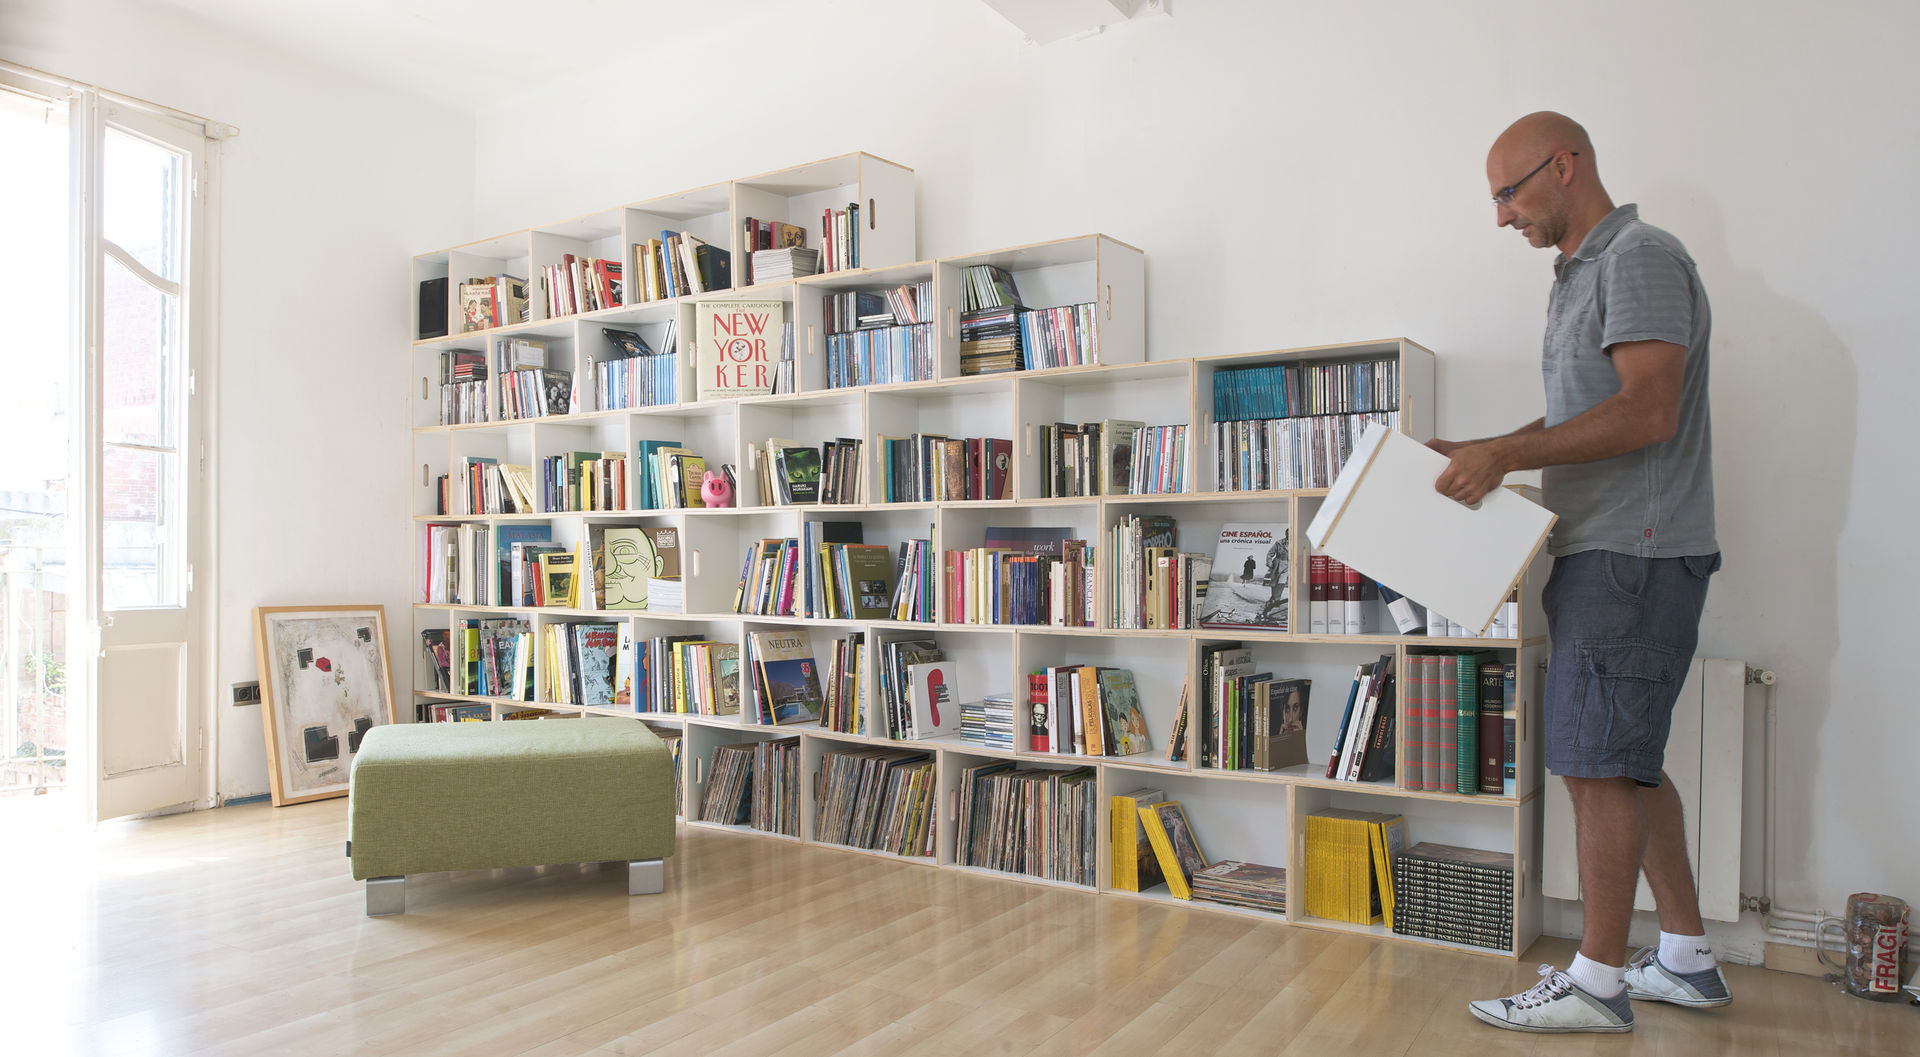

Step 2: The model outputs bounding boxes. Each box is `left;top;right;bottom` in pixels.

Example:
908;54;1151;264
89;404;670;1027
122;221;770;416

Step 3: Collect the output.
773;445;822;505
695;299;784;401
905;660;958;740
1368;815;1408;928
419;629;451;692
601;527;657;609
1196;523;1289;630
750;630;823;726
1306;423;1555;635
1138;800;1206;900
570;622;619;706
1111;787;1167;893
538;550;577;608
1096;668;1152;757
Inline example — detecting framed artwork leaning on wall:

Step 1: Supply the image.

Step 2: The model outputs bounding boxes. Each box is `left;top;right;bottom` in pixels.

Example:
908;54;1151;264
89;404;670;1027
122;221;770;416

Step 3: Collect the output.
252;605;396;806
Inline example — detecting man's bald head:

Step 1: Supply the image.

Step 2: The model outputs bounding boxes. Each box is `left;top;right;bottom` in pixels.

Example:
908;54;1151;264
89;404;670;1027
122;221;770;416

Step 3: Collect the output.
1486;111;1613;254
1491;112;1594;169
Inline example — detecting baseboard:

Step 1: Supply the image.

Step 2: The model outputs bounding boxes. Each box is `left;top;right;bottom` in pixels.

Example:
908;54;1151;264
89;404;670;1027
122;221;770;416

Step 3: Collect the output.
1763;942;1828;978
220;793;271;807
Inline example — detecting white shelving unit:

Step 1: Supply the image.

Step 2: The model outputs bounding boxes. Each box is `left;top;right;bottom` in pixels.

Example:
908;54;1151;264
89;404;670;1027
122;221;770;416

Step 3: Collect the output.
407;164;1540;958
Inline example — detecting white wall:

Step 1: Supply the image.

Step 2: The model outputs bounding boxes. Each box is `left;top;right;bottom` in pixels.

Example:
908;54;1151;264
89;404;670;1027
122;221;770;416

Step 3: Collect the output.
1;0;476;801
467;0;1919;931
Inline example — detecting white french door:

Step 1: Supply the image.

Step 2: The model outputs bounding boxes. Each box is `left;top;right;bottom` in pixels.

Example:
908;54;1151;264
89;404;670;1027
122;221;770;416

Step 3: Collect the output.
73;92;213;821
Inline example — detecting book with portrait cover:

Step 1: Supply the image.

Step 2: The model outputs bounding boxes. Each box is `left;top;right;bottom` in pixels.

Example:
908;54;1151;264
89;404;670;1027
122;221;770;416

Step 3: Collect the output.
695;300;785;401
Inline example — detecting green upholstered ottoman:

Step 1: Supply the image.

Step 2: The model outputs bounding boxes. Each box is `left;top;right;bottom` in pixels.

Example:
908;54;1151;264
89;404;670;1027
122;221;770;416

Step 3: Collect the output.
348;717;675;915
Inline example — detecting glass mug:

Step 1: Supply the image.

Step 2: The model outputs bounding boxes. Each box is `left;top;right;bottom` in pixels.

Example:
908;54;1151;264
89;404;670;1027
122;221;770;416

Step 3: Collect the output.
1815;892;1910;1002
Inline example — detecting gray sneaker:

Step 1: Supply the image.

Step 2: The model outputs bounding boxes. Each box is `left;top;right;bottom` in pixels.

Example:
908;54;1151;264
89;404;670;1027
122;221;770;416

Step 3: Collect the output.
1624;946;1733;1008
1469;964;1635;1033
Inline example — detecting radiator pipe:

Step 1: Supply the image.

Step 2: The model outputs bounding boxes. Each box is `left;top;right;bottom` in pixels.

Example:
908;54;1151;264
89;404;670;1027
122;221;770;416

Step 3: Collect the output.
1755;673;1823;947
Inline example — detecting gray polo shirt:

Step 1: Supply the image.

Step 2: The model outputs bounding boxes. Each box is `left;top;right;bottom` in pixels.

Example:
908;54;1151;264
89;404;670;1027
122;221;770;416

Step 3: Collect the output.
1541;204;1716;558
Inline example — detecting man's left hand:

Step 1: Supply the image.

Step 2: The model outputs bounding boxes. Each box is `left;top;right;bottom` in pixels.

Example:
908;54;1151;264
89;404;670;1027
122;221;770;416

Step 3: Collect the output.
1434;441;1508;505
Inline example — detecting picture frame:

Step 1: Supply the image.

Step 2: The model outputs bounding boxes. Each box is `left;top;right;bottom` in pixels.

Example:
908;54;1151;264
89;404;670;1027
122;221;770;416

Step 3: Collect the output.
252;605;396;806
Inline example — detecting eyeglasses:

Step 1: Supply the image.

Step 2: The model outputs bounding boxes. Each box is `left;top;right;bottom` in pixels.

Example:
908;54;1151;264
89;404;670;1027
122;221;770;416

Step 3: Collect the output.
1492;151;1577;206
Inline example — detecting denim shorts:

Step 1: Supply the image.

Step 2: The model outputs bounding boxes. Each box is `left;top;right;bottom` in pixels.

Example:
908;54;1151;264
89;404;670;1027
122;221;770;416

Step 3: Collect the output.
1542;549;1720;786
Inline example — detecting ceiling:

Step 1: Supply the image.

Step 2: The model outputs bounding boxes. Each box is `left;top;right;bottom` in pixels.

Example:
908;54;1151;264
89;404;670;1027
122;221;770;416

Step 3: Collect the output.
157;0;816;110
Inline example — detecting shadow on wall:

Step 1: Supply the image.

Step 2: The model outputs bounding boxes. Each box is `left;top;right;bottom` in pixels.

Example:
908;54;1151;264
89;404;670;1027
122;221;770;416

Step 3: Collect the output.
1649;186;1855;915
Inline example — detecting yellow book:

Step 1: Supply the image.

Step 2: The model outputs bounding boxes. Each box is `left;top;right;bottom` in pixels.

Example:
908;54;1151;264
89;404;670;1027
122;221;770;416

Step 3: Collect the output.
1111;788;1167;892
1137;800;1194;899
1369;816;1406;929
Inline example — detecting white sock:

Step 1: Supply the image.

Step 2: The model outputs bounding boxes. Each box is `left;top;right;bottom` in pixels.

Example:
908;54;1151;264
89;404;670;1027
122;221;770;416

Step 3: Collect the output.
1659;931;1716;973
1567;953;1625;998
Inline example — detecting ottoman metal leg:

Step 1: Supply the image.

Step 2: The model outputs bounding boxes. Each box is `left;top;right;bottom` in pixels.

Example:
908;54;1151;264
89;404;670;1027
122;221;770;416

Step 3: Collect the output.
366;876;406;916
628;859;665;896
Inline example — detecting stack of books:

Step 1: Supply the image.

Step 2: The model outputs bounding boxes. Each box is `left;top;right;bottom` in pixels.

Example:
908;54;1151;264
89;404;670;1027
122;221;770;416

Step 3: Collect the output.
1303;809;1404;925
960;694;1016;750
1392;843;1515;951
1190;860;1288;914
698;743;757;824
959;306;1021;375
751;737;801;837
752;247;820;282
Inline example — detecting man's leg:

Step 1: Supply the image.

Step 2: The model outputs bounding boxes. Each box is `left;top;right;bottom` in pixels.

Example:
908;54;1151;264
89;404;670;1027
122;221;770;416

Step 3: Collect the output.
1638;771;1704;936
1565;775;1649;964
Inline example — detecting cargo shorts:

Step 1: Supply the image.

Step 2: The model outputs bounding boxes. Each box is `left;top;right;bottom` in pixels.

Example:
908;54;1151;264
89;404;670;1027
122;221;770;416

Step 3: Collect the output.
1542;549;1720;787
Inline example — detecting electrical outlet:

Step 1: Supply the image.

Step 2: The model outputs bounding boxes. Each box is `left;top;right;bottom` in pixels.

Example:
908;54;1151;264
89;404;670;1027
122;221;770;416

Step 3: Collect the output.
232;680;261;706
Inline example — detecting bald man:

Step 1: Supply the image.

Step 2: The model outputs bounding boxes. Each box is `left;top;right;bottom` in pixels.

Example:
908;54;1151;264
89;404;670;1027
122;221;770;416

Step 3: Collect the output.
1436;113;1727;1035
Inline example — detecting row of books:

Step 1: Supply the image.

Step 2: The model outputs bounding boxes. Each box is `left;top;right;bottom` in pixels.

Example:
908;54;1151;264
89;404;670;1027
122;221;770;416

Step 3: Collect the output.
1026;666;1152;757
439;348;487;424
1323;655;1398;783
458;274;530;332
755;436;862;506
595;351;677;410
698;738;798;835
1107;514;1206;631
741;217;809;286
1193;643;1314;772
500;368;573;420
1036;418;1140;498
540;254;622;318
636;230;729;302
941;543;1096;627
629;633;739;715
823;283;931;333
825;322;934;387
812;749;935;857
542;621;621;706
1404;652;1517;796
953;760;1096;885
820;203;861;273
637;440;708;509
1212;356;1400;422
1210;411;1398;492
420;620;533;701
818;631;868;735
1019;303;1099;370
541;451;628;512
961;264;1020;311
654;727;684;814
1306;554;1381;636
1391;842;1515;950
440;456;534;517
876;434;1012;503
1303;810;1404;925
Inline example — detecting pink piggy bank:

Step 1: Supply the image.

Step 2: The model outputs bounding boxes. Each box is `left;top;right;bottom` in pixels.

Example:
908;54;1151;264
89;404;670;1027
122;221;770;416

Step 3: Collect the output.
700;469;734;508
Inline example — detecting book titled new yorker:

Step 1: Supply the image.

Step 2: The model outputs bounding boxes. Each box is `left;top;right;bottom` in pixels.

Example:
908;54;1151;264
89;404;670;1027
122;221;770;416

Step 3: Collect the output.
695;300;785;401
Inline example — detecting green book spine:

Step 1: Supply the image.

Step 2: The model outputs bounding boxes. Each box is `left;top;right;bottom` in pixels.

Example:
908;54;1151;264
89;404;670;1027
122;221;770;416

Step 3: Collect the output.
1454;654;1479;794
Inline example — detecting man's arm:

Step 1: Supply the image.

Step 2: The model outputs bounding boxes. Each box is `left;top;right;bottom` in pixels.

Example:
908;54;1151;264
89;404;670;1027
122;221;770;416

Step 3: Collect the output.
1429;419;1544;459
1432;339;1685;504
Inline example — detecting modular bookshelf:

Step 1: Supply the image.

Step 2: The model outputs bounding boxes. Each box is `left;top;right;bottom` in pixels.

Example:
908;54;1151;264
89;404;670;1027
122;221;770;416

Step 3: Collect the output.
406;155;1543;960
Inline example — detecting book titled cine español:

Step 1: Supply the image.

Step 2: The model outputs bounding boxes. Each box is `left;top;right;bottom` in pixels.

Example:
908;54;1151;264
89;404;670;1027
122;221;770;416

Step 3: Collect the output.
1306;424;1554;636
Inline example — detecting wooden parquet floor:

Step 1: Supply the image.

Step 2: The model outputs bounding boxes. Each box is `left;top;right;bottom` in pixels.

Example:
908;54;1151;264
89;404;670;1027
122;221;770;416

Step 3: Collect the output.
3;800;1914;1056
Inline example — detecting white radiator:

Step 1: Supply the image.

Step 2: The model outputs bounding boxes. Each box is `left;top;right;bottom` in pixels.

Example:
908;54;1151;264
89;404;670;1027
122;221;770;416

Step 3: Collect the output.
1541;657;1748;922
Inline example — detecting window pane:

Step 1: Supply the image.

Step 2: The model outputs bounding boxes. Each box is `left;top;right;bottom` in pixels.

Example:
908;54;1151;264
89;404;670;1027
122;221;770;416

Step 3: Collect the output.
104;126;183;283
0;86;73;793
102;253;178;448
103;445;179;610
